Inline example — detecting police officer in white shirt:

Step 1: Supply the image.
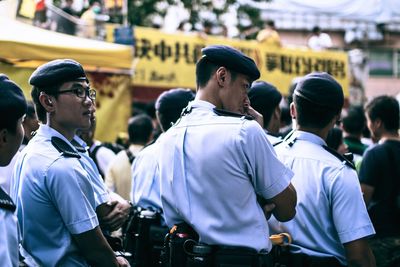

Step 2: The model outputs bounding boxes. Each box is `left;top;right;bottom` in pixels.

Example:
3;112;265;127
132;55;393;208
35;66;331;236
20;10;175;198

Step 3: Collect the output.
158;45;297;267
0;74;27;267
270;72;376;267
12;59;129;266
248;81;283;146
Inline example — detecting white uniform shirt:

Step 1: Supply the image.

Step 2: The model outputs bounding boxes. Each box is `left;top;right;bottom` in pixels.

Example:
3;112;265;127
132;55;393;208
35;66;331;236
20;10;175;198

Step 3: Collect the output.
131;139;163;212
270;130;375;265
159;100;293;252
0;188;18;267
12;125;108;266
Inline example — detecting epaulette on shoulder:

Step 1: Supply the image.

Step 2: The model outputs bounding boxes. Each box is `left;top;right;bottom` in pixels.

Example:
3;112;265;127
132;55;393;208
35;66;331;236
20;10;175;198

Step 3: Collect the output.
323;145;355;170
213;108;254;120
51;137;81;158
70;139;87;153
272;140;283;147
0;187;15;212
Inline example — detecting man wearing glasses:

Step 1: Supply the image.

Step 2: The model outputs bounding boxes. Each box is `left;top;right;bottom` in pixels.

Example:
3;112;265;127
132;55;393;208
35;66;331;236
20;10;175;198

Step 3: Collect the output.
12;59;129;266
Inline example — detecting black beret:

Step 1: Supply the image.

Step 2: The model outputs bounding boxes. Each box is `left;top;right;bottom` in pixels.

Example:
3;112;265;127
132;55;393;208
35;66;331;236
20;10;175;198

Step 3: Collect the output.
294;72;343;111
248;81;282;113
155;88;195;114
201;45;260;81
0;74;27;127
29;59;88;88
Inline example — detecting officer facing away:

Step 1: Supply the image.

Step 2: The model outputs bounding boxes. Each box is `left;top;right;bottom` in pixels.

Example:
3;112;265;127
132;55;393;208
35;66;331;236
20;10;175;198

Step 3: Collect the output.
129;88;195;266
248;81;283;145
269;72;376;267
158;45;297;266
11;59;129;266
0;74;27;266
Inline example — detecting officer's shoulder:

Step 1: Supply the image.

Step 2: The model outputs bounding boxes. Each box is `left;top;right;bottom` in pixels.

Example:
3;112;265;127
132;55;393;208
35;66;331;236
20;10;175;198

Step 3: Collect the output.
213;108;254;121
51;137;81;159
323;145;355;170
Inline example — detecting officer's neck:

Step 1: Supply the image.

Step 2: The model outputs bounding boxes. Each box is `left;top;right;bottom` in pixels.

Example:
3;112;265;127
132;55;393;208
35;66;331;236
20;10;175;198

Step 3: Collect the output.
296;125;331;142
195;86;222;108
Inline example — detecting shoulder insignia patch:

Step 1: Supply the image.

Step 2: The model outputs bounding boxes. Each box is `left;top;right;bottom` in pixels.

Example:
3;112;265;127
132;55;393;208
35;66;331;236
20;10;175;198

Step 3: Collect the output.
0;187;16;212
51;137;81;158
213;108;254;120
323;145;355;170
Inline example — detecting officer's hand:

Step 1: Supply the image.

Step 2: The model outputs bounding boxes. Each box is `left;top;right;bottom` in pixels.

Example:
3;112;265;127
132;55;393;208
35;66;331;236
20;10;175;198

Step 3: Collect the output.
116;256;130;267
245;106;264;128
262;203;276;220
99;200;131;231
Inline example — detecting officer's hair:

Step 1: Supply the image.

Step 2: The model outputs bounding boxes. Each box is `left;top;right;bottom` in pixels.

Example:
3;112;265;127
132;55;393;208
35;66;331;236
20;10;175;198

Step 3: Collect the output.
128;114;153;145
31;85;61;123
342;106;366;135
294;94;340;128
365;95;399;131
196;57;237;88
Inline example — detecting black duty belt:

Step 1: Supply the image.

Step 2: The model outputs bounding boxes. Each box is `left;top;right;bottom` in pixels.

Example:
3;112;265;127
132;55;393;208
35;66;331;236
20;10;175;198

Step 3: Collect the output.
277;252;346;267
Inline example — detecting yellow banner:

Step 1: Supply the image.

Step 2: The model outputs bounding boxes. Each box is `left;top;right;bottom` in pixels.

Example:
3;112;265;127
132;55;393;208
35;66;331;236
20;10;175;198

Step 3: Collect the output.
0;62;130;142
131;27;349;97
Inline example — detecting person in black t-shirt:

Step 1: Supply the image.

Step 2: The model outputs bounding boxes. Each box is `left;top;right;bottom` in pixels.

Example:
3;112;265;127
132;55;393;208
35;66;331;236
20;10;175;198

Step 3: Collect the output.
359;95;400;267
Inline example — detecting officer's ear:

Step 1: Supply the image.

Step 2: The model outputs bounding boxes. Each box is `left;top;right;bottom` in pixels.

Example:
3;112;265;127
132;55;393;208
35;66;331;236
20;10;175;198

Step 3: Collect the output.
216;67;227;87
39;92;55;112
289;102;296;119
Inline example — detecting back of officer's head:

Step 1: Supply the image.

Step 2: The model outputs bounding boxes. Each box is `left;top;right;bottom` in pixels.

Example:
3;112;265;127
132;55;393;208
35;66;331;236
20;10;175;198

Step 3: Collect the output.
0;74;27;133
342;106;366;135
155;88;195;132
365;95;400;131
0;74;27;166
294;72;343;129
248;81;282;127
29;59;88;122
196;45;260;88
127;114;153;145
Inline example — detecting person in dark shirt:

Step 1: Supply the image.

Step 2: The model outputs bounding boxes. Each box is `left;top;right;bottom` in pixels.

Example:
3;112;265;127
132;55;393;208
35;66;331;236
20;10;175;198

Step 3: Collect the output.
359;95;400;267
342;106;369;157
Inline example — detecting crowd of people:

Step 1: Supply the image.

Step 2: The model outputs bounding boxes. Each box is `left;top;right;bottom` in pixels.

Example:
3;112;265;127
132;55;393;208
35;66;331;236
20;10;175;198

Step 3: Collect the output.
33;0;333;50
0;44;399;267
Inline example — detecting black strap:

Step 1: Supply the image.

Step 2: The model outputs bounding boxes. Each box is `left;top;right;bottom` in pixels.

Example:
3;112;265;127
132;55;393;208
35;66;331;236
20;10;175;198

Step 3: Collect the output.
125;149;136;164
323;145;355;170
213;108;254;120
0;187;16;212
89;144;104;177
51;137;81;158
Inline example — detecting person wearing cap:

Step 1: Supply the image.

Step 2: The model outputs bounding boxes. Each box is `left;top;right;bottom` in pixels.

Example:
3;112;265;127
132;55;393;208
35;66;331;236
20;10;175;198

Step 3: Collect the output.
128;88;195;266
0;74;27;267
11;59;129;266
269;72;375;267
248;81;283;145
158;45;296;266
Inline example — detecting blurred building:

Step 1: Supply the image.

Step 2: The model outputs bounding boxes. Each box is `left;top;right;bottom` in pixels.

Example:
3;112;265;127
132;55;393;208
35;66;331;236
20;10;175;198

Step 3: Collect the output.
248;0;400;103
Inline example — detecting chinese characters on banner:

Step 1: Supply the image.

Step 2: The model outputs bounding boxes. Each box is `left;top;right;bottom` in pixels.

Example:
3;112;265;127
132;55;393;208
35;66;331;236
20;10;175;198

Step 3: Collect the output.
131;26;349;97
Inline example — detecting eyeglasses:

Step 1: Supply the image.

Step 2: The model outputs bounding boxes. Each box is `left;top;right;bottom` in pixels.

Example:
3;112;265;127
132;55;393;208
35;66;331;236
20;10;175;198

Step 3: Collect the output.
57;87;96;100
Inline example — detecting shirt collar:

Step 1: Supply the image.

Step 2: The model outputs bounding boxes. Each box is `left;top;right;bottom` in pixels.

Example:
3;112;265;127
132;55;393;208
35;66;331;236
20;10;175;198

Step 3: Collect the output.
35;124;79;152
293;130;327;146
